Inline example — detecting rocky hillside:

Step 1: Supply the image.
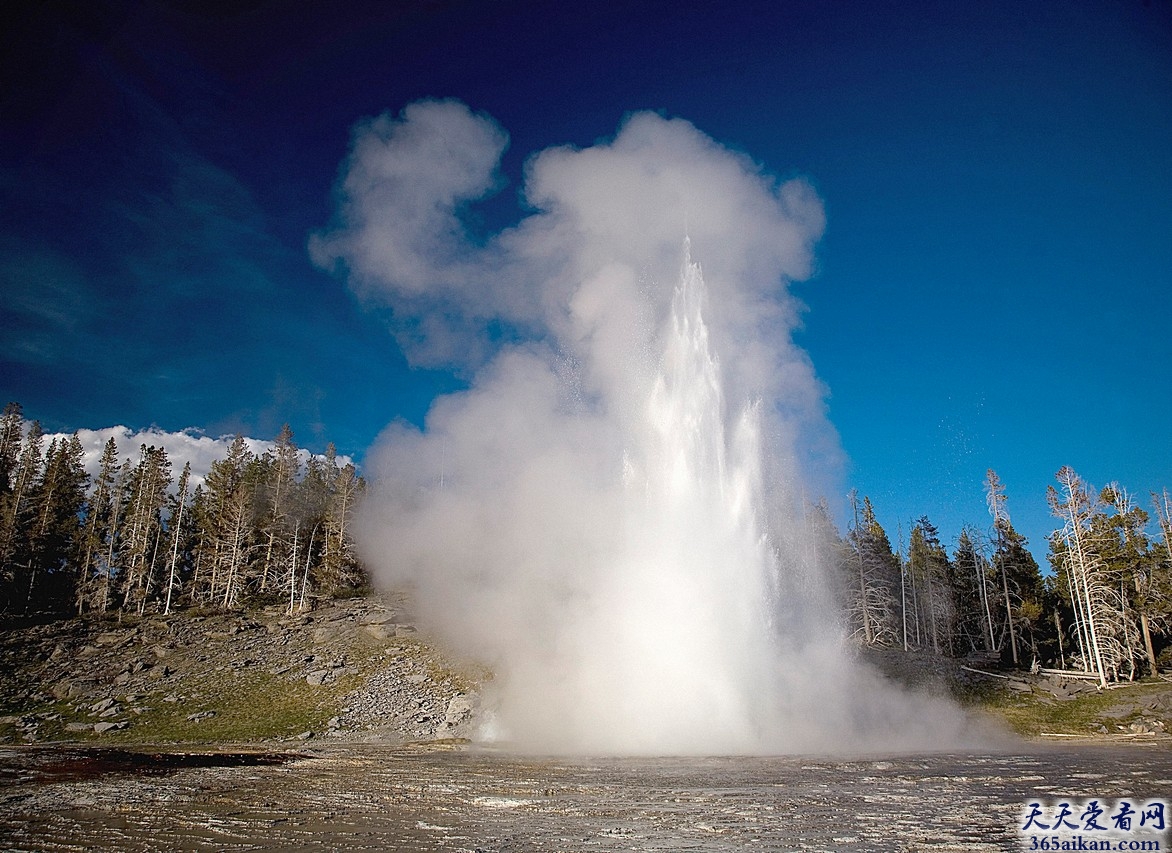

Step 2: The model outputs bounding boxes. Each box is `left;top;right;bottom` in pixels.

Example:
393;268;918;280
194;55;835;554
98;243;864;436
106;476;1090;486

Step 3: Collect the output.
0;596;484;747
3;600;1171;749
864;646;1172;743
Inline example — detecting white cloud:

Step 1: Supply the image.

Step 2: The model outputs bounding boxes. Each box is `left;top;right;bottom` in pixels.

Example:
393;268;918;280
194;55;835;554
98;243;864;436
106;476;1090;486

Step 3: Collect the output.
46;426;351;493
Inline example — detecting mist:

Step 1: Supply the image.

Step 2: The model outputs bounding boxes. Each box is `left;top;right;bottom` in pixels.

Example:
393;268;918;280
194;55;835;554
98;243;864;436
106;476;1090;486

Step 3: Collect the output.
313;100;976;754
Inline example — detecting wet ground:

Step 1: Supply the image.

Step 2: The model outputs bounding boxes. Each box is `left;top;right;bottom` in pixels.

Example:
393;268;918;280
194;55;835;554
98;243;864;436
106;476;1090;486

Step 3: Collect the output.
0;742;1169;852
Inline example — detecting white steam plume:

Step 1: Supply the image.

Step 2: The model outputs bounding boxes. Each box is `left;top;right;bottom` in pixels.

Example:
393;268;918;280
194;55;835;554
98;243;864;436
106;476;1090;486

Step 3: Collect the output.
314;99;976;754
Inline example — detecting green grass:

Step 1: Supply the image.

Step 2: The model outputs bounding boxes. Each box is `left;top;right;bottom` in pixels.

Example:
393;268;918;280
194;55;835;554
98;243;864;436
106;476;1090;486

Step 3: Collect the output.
982;680;1168;738
109;671;360;744
1;670;363;745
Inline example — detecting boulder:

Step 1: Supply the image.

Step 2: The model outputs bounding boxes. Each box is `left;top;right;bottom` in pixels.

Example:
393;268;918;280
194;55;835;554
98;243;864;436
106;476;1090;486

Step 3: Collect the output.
361;624;392;641
444;694;474;726
360;612;397;626
306;669;333;686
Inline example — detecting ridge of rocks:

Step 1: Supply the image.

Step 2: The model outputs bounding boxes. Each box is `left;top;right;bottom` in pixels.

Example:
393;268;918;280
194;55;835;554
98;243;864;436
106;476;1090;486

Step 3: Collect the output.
0;595;482;746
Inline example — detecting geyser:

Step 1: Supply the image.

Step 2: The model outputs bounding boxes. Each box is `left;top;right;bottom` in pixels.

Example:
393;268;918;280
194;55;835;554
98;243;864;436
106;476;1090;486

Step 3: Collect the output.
314;99;973;754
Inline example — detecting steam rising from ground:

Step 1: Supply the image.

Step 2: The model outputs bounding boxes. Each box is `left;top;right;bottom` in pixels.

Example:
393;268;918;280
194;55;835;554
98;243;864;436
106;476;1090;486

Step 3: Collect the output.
314;100;975;754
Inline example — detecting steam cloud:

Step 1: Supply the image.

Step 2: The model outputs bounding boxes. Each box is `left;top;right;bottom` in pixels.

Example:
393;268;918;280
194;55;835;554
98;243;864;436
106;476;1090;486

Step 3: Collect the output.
314;99;976;754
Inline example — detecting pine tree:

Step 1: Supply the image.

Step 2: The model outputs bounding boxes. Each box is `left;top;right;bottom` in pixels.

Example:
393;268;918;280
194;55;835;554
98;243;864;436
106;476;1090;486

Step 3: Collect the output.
844;492;901;646
318;446;366;596
952;528;996;656
1097;485;1159;678
985;470;1045;667
996;521;1045;665
118;445;172;613
0;402;24;496
162;462;194;615
1048;466;1121;686
77;437;121;614
197;436;257;609
257;424;301;595
0;421;44;607
984;469;1020;665
907;517;953;655
20;433;88;611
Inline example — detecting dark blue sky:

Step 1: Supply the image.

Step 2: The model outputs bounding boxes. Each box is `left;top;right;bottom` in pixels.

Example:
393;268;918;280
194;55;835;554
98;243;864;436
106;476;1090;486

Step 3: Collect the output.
2;0;1170;560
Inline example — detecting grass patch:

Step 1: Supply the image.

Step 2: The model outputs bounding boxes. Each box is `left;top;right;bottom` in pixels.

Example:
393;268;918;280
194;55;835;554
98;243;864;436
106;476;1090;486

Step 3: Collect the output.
4;666;366;746
981;681;1169;738
105;670;361;744
986;690;1118;737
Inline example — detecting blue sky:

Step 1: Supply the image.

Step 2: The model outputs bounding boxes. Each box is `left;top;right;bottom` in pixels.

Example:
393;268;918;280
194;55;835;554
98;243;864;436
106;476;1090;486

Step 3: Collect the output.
2;0;1170;564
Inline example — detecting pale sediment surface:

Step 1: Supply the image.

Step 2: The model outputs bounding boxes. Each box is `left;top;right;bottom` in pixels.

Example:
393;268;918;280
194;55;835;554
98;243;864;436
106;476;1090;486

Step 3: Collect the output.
1;743;1170;851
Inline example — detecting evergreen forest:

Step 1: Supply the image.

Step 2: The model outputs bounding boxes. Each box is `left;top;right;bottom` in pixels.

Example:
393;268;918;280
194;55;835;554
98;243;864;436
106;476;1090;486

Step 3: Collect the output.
830;469;1172;686
0;403;365;620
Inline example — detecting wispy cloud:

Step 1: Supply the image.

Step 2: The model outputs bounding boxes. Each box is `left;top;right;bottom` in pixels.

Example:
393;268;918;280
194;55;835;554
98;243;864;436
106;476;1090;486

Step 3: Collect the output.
0;241;91;364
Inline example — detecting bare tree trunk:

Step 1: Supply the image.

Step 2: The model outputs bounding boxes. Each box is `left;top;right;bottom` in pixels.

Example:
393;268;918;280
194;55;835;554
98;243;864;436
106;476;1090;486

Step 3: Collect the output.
1139;612;1157;676
999;552;1018;665
298;524;318;613
1066;569;1088;670
287;524;300;617
1053;609;1065;669
164;498;186;616
900;559;908;652
926;570;939;654
977;550;995;652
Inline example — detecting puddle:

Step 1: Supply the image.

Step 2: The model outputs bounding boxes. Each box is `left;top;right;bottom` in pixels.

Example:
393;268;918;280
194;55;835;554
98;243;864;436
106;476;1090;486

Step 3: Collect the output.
0;746;303;785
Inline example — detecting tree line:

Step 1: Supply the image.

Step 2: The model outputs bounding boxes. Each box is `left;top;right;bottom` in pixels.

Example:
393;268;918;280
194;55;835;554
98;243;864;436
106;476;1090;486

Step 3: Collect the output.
824;468;1172;684
3;400;1169;683
0;403;366;618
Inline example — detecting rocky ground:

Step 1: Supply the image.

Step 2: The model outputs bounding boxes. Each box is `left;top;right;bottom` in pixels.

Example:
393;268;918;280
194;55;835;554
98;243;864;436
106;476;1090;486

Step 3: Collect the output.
2;598;1171;749
0;594;485;748
4;611;1171;851
864;646;1172;743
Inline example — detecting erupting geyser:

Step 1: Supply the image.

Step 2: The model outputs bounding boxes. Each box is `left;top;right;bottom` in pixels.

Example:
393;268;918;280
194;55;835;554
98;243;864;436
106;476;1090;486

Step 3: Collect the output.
313;98;974;754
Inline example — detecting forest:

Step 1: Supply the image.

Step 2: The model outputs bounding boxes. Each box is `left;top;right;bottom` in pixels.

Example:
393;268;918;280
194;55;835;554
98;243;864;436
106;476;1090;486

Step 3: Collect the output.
1;401;1169;687
0;403;365;620
831;470;1172;687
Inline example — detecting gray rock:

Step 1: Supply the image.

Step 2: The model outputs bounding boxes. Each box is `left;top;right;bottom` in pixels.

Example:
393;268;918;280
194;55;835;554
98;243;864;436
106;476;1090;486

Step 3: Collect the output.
444;694;475;726
1100;703;1140;719
360;612;397;626
93;721;128;734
